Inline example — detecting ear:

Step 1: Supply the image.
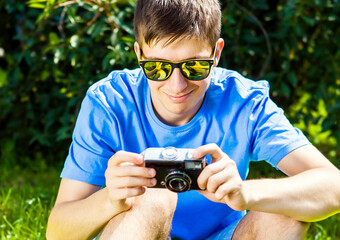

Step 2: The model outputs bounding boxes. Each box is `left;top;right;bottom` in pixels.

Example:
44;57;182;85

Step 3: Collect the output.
213;38;224;67
134;41;140;59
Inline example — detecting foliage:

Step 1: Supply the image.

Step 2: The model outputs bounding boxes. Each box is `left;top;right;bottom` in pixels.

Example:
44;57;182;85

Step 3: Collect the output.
0;0;339;163
0;0;136;165
219;0;340;163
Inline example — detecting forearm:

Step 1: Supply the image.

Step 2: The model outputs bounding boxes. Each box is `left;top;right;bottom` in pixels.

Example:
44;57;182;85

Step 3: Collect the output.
244;167;340;222
46;187;124;240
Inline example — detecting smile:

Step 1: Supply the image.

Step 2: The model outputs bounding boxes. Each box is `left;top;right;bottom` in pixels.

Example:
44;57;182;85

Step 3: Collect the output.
165;91;193;102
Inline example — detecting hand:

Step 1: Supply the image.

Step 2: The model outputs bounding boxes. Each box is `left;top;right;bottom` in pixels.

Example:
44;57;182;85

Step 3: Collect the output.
104;151;157;212
195;143;248;211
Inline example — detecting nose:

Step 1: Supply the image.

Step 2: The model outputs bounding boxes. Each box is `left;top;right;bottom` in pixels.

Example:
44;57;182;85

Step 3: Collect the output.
166;68;188;94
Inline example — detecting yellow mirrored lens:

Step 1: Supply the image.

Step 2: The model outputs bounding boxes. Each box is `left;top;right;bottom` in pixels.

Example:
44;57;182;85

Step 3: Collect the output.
182;61;210;80
144;62;171;80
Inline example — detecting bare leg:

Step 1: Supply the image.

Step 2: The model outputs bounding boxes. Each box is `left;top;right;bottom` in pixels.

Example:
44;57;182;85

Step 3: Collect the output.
99;188;177;240
232;211;310;240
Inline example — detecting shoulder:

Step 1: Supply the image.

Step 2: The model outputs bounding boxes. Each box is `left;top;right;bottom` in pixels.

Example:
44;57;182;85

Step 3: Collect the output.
209;67;270;102
88;68;143;95
85;68;145;107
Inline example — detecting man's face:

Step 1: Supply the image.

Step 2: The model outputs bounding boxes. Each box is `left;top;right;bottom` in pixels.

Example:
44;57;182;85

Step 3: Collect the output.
136;38;218;126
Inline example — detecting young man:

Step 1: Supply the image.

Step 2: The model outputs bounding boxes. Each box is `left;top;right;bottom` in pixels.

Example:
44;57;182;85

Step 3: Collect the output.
46;0;340;239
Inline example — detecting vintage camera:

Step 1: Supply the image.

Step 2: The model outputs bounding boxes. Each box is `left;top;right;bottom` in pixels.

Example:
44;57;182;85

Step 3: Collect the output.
144;147;207;193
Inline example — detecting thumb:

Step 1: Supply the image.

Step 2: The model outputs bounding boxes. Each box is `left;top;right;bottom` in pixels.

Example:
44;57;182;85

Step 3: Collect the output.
197;190;224;204
193;143;224;163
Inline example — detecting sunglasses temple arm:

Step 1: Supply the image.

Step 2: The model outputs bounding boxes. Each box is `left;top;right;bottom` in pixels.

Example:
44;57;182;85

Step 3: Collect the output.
138;47;142;63
213;42;218;64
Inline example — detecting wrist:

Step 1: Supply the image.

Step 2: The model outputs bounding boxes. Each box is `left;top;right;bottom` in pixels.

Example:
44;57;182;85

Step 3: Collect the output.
103;188;132;215
241;180;257;210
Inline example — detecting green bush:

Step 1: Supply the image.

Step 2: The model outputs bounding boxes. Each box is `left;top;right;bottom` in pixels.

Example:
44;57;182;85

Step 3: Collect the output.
0;0;339;166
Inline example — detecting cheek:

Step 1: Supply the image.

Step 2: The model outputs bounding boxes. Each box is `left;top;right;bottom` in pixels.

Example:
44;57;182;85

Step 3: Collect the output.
195;79;210;94
148;80;164;91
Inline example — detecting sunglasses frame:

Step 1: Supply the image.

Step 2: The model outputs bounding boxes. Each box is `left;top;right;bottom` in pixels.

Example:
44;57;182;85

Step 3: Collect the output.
138;42;218;81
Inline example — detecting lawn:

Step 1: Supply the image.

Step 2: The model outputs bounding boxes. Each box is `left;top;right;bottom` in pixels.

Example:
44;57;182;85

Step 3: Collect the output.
0;164;59;239
0;162;339;239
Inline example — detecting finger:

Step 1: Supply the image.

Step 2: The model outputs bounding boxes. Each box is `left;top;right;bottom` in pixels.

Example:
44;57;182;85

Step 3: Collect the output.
215;180;242;200
108;151;144;167
197;160;228;190
197;190;223;203
193;143;226;162
206;167;233;193
110;165;156;178
110;187;146;200
110;176;157;188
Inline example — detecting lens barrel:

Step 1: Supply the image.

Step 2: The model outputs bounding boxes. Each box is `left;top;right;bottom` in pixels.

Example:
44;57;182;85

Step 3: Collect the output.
165;171;192;193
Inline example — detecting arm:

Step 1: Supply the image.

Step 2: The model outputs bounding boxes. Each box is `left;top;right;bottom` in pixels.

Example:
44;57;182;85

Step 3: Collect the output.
46;151;157;240
196;144;340;222
47;180;114;240
245;144;340;221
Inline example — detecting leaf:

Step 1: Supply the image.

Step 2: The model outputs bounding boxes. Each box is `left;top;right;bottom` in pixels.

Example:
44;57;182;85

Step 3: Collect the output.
0;68;8;88
288;72;298;86
49;32;59;45
281;82;291;97
28;3;45;8
121;36;134;43
70;35;79;48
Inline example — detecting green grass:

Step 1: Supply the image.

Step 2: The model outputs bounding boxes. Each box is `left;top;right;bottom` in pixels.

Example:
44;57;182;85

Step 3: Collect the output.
0;163;339;239
0;164;60;240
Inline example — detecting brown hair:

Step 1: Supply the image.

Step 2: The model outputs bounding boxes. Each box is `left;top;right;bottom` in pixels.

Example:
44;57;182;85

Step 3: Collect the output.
133;0;221;48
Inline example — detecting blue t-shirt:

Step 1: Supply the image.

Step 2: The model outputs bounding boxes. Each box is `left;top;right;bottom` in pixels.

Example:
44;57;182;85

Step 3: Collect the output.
61;67;310;240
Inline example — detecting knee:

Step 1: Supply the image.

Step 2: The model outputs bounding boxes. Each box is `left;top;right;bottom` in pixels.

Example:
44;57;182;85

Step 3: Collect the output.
99;189;177;240
133;188;178;216
233;211;310;240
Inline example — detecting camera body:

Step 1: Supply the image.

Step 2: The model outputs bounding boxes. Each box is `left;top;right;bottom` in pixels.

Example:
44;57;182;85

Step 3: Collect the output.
144;147;207;193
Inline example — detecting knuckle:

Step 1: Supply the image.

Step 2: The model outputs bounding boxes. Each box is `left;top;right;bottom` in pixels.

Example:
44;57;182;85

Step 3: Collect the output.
123;187;131;196
218;186;229;196
112;150;125;159
105;166;117;178
116;150;124;155
225;159;236;168
209;175;219;186
234;181;243;190
124;177;134;187
211;143;218;148
204;165;214;175
105;168;114;179
144;168;152;177
104;170;109;179
197;177;205;188
107;156;116;166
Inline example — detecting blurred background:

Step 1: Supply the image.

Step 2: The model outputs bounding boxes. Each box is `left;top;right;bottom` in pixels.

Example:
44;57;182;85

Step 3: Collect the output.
0;0;339;239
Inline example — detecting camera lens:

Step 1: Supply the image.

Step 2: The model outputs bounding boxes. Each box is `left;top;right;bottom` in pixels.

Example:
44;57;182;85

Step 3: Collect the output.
165;172;192;193
169;178;188;192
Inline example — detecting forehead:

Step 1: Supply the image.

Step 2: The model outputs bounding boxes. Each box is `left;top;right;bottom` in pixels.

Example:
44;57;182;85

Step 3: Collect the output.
141;38;213;61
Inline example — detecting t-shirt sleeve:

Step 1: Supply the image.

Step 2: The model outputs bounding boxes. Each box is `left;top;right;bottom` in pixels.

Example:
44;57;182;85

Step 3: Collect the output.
247;84;311;167
60;89;118;186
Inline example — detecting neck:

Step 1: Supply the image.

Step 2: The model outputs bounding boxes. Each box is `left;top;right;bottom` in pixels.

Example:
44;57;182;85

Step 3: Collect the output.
153;110;193;127
150;95;205;127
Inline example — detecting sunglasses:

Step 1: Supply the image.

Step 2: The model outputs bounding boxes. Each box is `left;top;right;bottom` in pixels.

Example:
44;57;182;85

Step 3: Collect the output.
138;43;217;81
